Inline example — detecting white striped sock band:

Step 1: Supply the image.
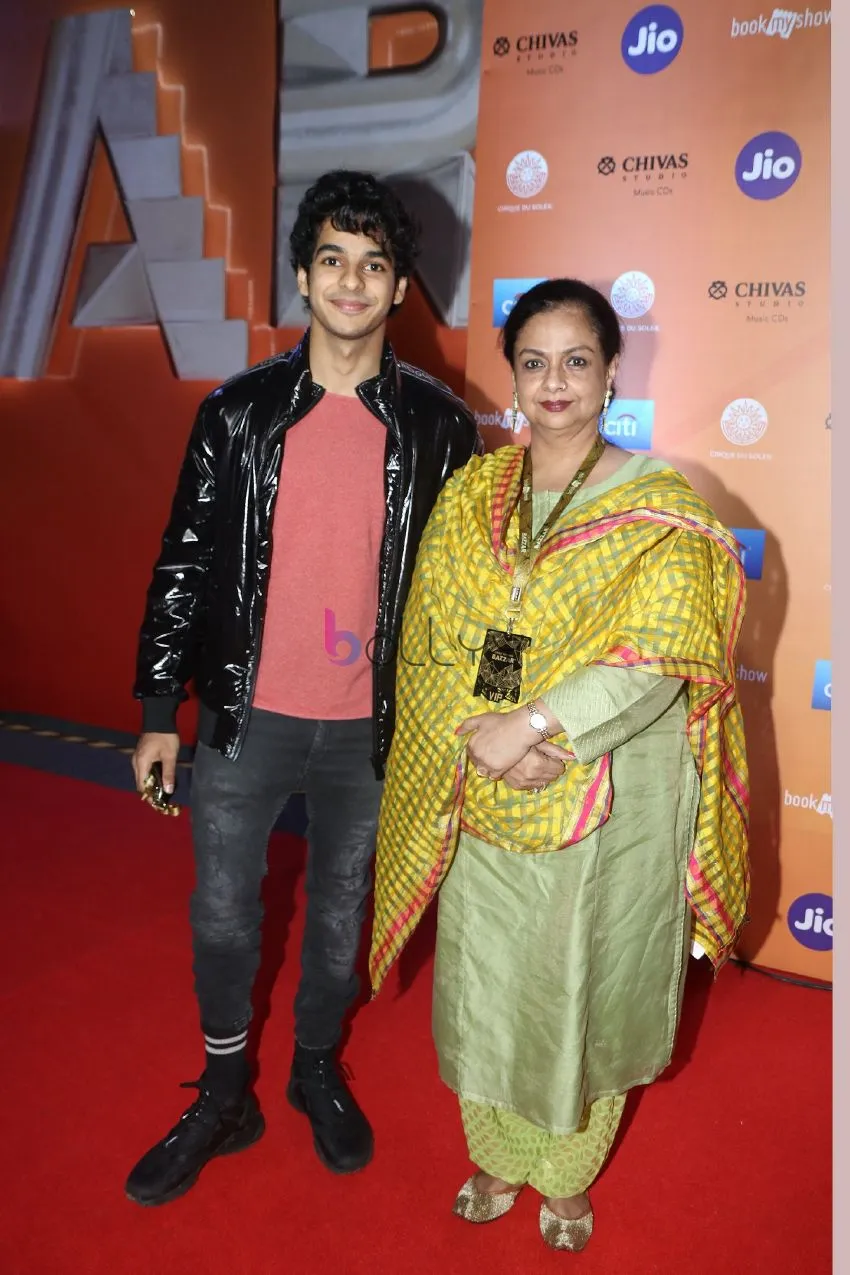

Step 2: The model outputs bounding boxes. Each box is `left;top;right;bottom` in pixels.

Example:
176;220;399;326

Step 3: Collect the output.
204;1029;248;1057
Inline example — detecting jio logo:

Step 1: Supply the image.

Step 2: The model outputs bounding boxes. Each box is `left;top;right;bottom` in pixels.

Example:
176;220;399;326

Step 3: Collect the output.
735;132;802;200
622;5;684;74
787;893;833;952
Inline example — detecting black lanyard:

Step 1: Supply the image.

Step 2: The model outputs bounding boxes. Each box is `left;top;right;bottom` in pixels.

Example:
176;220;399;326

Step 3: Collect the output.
504;434;605;631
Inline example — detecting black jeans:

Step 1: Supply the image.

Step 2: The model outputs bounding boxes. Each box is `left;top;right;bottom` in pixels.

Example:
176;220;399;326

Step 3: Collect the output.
189;709;382;1050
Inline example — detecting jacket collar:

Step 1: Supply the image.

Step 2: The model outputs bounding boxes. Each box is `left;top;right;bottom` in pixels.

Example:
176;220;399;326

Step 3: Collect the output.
287;329;401;439
357;339;402;440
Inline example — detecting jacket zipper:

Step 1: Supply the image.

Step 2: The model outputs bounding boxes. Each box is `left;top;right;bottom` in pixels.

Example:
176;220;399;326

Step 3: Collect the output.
231;381;323;758
360;374;403;774
371;435;403;773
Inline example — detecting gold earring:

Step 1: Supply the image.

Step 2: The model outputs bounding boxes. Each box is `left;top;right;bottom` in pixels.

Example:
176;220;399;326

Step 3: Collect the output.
511;381;520;433
600;388;612;433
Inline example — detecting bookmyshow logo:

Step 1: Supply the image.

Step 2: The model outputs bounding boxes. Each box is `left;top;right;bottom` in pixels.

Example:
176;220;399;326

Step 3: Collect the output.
736;663;768;684
784;789;832;817
474;407;527;434
731;8;831;38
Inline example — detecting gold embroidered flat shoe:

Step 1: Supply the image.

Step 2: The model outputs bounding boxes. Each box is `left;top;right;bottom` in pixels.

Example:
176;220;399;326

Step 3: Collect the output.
539;1200;594;1251
452;1174;522;1223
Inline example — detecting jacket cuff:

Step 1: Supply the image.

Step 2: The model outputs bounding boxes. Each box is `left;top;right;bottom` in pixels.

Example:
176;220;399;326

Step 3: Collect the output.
141;696;180;735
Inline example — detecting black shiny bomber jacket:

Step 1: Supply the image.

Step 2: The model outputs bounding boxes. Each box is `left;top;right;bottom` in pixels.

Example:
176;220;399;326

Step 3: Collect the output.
133;334;482;777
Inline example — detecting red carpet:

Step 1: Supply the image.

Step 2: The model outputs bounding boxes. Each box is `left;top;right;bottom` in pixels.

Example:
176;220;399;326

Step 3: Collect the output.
0;763;831;1274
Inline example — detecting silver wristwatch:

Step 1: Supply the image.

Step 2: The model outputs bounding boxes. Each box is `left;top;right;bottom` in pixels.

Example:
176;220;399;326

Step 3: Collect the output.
526;700;550;741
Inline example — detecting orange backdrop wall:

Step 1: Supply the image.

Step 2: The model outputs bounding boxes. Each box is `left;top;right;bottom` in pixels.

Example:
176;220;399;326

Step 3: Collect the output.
0;1;831;977
465;0;831;978
0;0;467;739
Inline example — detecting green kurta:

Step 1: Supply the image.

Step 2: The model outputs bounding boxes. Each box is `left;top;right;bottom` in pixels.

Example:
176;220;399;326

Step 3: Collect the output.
432;455;701;1136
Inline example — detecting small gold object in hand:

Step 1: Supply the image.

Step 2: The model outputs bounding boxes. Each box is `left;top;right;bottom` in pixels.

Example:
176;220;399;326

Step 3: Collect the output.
141;766;181;817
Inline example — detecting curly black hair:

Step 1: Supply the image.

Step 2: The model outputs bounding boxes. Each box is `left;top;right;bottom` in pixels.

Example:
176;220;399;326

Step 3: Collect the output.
289;170;420;282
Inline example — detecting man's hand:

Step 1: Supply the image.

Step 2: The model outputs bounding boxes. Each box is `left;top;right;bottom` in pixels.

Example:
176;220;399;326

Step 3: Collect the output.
132;732;180;795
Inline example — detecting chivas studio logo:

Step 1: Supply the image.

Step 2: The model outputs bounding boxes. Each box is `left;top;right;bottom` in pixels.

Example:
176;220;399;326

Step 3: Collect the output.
708;277;806;322
597;150;688;197
492;29;579;75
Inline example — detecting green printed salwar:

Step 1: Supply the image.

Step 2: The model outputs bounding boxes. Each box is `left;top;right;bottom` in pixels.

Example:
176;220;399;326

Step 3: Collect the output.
459;1094;626;1196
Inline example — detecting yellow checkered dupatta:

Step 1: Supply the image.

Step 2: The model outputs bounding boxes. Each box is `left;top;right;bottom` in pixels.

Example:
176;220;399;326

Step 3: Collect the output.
369;447;750;991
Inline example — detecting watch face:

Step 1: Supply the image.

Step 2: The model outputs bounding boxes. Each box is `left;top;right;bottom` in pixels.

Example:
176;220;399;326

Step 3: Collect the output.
530;712;547;730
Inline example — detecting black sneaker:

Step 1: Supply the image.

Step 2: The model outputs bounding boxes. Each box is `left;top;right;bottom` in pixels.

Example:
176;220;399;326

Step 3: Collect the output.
286;1045;373;1174
125;1078;265;1206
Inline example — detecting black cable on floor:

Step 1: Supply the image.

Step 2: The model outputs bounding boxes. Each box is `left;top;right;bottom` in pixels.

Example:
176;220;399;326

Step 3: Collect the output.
730;956;832;991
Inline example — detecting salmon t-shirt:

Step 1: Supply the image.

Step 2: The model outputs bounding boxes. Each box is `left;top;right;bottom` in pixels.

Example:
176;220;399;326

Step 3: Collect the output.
252;392;387;719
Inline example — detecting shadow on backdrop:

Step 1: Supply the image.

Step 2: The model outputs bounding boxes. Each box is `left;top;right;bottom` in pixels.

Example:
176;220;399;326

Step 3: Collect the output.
672;457;788;961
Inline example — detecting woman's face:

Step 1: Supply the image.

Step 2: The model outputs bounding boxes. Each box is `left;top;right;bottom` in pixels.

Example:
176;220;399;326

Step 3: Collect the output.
513;304;617;439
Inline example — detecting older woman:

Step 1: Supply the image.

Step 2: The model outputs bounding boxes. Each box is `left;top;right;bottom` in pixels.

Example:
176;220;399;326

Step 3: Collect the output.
369;279;749;1252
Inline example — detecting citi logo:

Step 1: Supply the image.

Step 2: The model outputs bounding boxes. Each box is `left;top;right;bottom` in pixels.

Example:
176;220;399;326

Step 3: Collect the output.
787;893;833;951
622;6;684;73
784;790;832;816
735;131;802;199
492;277;548;327
730;527;766;579
602;399;654;450
811;660;831;710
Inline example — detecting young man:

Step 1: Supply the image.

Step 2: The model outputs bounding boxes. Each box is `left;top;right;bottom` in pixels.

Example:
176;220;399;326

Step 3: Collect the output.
125;170;481;1206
